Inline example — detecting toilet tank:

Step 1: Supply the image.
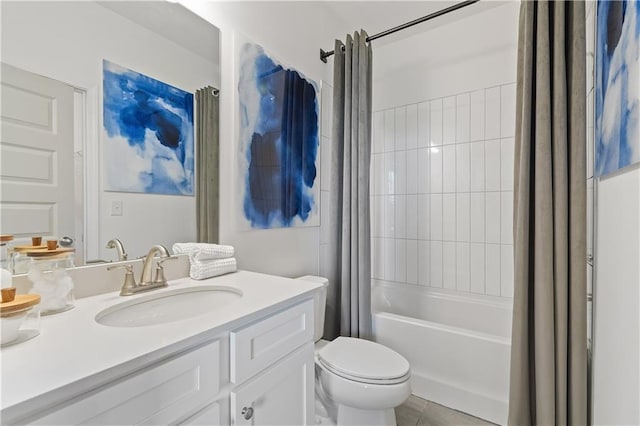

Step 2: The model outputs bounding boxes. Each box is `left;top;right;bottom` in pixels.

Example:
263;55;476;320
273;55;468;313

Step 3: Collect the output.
296;275;328;342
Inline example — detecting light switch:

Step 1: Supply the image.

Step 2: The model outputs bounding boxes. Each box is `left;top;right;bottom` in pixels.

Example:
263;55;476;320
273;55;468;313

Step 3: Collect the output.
111;200;123;216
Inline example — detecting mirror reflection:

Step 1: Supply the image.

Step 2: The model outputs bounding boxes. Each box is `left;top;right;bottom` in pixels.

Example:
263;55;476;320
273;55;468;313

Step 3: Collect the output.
0;1;220;269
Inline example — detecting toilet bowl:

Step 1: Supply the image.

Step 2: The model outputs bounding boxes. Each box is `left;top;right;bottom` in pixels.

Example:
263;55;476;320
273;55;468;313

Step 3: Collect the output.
297;276;411;426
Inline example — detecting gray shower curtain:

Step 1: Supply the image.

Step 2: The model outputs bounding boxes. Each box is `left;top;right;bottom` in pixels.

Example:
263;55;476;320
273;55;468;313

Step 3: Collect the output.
328;31;373;339
195;86;220;243
508;1;587;425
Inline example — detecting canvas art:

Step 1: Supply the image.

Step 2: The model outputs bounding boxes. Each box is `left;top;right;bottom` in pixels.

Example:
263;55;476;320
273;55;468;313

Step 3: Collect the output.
103;60;194;195
237;41;320;229
595;0;640;177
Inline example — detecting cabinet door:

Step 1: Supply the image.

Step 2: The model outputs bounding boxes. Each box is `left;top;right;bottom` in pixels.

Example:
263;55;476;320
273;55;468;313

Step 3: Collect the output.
180;402;221;426
231;342;314;425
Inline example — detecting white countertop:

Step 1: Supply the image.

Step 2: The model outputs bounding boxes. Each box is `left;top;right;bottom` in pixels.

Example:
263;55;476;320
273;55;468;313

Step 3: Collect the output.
0;270;321;419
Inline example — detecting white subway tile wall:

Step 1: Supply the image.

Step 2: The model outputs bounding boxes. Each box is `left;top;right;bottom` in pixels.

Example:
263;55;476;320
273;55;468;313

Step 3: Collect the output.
456;242;470;292
371;83;516;297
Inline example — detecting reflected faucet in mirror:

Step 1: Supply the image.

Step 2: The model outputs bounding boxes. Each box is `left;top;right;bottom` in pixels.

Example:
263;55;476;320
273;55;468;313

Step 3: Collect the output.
106;239;127;261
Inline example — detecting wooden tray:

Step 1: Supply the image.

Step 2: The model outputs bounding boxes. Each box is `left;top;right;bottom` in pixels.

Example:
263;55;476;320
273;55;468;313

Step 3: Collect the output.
1;294;40;317
12;244;47;252
26;247;75;257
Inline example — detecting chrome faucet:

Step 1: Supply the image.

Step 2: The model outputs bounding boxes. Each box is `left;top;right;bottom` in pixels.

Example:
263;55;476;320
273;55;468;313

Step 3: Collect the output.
106;238;128;261
108;244;176;296
140;244;170;286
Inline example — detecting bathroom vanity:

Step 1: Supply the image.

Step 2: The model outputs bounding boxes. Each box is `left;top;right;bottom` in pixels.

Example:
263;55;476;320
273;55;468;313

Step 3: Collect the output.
0;271;321;425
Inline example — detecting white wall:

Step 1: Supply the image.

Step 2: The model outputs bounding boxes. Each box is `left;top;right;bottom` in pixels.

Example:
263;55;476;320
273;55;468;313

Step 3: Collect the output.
370;2;519;300
180;1;349;278
0;1;219;260
373;2;519;112
590;0;640;422
592;166;640;425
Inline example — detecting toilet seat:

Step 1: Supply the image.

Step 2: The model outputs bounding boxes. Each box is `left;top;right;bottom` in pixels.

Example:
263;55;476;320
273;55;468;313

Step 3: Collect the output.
316;337;410;385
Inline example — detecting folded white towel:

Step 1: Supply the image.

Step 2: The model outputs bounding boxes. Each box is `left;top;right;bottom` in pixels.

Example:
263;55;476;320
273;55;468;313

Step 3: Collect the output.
189;257;237;280
172;242;235;261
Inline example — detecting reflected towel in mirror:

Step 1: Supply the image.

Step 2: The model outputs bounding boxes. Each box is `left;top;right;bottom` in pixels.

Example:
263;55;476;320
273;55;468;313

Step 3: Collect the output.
172;242;235;261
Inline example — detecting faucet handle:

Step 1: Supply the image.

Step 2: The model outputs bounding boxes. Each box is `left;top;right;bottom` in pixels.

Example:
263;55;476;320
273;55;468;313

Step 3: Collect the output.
107;264;138;295
154;256;177;284
157;255;177;266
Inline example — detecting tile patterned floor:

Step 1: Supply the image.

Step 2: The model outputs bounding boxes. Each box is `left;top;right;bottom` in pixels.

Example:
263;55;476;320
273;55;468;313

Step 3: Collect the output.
395;395;495;426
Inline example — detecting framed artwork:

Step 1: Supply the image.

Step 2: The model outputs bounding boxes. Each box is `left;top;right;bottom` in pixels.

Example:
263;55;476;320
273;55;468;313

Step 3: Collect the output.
237;40;320;229
103;60;194;195
595;0;639;177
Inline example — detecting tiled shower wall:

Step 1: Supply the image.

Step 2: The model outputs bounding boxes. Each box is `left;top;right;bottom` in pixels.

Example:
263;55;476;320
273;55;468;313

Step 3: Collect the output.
371;84;516;298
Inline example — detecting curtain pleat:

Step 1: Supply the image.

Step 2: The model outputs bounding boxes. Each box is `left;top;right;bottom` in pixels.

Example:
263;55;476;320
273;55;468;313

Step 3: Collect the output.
195;86;220;243
328;31;373;339
508;2;587;425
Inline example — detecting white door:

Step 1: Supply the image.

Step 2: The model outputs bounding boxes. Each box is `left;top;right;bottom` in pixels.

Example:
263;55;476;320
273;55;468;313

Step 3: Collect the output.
0;63;74;242
231;342;314;426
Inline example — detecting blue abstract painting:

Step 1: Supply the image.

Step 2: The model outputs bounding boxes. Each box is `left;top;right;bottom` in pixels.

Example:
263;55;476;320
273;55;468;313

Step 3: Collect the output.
103;60;194;195
595;0;640;176
238;43;319;228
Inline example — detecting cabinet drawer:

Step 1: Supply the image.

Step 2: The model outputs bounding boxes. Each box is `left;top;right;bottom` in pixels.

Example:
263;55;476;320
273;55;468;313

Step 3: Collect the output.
31;341;220;425
230;299;313;384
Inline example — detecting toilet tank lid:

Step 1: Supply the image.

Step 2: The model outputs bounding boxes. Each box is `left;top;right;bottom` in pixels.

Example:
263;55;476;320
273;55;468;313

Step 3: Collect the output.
296;275;328;287
317;337;410;381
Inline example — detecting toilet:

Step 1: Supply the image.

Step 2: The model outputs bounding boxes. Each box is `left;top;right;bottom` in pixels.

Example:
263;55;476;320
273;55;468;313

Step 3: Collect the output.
297;276;411;426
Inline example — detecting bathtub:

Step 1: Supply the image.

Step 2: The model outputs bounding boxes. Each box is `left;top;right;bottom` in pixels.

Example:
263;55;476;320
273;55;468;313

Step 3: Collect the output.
372;280;512;425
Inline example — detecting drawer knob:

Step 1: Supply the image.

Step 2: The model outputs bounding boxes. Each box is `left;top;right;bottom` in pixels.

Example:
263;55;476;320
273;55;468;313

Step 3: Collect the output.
242;406;254;420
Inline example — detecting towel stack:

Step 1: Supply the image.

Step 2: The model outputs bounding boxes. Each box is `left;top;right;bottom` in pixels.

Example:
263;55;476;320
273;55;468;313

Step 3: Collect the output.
172;243;237;280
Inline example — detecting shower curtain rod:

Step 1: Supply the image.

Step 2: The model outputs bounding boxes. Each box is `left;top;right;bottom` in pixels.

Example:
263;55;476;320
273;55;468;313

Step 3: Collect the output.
320;0;480;63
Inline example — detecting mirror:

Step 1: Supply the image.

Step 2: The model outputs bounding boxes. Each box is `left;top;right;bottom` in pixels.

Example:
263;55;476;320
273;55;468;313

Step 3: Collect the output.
0;1;220;268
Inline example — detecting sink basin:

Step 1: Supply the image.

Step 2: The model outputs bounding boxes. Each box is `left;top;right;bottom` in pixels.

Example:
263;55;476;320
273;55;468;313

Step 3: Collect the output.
95;286;243;328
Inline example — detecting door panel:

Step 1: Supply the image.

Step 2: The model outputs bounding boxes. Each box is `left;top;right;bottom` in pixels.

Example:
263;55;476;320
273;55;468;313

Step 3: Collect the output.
1;62;74;240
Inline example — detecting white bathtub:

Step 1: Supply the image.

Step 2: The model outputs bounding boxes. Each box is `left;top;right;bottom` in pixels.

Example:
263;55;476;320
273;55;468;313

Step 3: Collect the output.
372;280;512;425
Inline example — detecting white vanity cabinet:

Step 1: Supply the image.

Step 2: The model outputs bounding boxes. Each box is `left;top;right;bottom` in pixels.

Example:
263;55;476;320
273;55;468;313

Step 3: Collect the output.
12;298;315;426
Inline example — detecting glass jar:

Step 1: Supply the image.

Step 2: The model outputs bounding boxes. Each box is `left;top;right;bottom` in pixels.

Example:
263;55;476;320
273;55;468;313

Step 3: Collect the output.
0;301;41;348
0;235;13;270
10;249;32;275
27;251;75;315
7;238;47;275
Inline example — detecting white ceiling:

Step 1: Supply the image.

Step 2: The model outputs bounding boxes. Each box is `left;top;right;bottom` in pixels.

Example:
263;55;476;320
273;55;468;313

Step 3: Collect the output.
97;1;219;64
323;1;504;47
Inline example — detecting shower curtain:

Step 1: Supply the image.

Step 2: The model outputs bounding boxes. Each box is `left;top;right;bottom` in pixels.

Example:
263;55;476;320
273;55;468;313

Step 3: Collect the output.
508;2;587;425
195;86;220;243
328;31;373;339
